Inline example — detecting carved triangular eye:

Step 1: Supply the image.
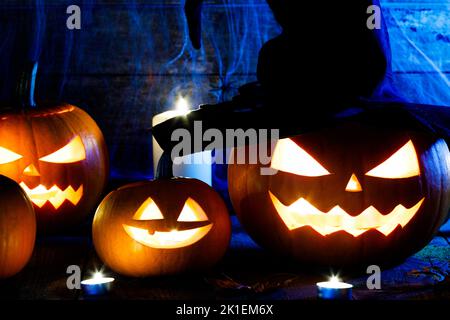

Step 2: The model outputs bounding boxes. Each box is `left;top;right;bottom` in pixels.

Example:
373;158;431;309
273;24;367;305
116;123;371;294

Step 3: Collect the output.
366;140;420;179
133;198;164;220
270;138;330;176
39;136;86;163
177;198;209;222
0;146;22;164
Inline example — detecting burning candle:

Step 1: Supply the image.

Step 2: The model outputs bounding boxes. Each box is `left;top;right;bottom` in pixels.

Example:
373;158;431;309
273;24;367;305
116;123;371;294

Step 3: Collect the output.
152;96;212;185
81;271;115;296
316;276;353;300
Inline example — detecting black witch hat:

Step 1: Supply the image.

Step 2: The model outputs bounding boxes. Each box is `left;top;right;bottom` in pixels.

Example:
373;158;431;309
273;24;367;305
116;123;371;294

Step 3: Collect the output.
153;0;450;153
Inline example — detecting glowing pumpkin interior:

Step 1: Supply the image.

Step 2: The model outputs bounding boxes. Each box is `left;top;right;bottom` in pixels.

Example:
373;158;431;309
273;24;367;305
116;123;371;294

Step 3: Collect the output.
269;138;423;237
0;136;86;209
122;197;213;249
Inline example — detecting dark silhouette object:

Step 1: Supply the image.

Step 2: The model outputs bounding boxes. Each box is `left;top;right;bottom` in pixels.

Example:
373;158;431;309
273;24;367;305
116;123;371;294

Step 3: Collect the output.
185;0;394;107
184;0;203;50
155;1;450;153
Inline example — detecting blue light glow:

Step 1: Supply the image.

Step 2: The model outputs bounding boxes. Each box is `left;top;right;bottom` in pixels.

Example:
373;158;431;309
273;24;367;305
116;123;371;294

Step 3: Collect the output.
0;0;448;180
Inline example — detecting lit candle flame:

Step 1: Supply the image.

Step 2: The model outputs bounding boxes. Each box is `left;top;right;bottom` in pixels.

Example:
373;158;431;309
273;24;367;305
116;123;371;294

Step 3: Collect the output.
316;274;352;289
93;272;104;280
175;96;190;115
81;270;115;286
329;275;341;283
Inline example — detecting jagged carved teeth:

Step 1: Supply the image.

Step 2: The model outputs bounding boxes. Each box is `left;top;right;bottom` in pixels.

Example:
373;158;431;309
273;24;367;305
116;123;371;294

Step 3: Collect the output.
269;191;424;237
19;183;83;209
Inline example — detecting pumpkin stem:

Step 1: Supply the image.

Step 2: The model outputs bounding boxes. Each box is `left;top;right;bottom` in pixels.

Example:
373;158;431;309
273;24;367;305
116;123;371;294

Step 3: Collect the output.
16;61;38;109
155;150;174;179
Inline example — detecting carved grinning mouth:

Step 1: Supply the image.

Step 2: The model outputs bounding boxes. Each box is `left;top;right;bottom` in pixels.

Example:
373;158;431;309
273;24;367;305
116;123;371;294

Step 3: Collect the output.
19;182;83;209
122;224;213;249
269;191;424;237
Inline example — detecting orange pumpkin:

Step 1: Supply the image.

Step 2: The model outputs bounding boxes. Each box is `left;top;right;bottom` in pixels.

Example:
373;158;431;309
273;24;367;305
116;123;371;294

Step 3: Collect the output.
0;62;108;232
0;175;36;278
228;120;450;267
93;178;231;277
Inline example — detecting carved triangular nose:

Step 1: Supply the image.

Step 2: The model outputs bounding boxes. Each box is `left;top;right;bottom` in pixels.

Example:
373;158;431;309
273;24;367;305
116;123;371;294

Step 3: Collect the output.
23;164;40;176
345;173;362;192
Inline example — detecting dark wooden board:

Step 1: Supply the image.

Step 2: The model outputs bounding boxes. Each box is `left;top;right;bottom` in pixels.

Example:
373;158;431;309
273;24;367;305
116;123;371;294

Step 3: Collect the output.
1;216;449;300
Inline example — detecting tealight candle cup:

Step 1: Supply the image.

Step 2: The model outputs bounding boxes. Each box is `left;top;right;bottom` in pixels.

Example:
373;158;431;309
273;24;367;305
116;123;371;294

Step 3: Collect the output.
316;280;353;300
81;276;115;296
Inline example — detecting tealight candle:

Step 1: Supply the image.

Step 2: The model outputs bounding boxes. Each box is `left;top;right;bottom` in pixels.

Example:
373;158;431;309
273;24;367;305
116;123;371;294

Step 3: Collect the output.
316;276;353;300
81;272;115;296
152;96;212;185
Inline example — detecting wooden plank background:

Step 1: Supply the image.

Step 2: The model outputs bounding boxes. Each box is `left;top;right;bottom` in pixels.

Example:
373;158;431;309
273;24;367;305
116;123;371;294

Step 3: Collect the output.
0;1;448;179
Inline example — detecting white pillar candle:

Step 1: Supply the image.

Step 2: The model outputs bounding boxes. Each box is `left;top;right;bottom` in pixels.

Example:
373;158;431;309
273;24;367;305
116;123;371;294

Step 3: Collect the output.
151;97;212;185
173;150;212;186
152;109;186;173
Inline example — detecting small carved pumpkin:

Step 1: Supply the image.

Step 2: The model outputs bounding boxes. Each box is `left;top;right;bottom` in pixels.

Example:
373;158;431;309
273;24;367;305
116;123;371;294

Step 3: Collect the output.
228;120;450;267
93;178;231;277
0;175;36;278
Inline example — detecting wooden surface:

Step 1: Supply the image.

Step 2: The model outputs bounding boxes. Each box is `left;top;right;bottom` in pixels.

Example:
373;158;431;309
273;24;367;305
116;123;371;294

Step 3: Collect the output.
1;215;449;300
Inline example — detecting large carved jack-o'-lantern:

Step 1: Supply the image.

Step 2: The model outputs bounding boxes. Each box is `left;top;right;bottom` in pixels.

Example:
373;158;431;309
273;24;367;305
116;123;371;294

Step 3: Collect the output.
0;62;108;232
93;175;231;277
150;0;450;269
228;120;450;267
